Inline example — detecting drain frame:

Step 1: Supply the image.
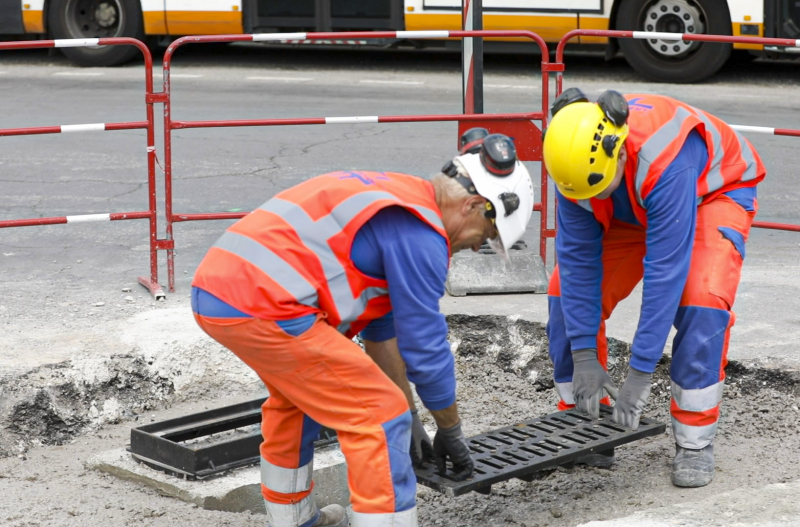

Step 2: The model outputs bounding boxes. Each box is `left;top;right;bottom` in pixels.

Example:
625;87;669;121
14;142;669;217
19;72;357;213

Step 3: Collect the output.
415;405;666;497
129;397;337;480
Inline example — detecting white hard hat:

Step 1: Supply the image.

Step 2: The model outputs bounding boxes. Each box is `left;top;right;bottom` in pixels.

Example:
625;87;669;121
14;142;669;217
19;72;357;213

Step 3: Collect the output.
450;133;534;257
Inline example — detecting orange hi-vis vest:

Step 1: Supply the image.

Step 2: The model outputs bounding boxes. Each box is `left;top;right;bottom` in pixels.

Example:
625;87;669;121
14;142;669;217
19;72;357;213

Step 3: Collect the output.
192;171;450;338
575;94;765;229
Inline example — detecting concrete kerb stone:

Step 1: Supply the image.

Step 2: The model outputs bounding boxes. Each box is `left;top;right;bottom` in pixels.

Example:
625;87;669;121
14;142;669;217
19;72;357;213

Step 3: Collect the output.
445;249;548;296
87;444;350;514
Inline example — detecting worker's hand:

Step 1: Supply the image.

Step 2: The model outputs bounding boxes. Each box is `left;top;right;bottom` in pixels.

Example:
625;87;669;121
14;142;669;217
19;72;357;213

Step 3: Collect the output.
572;348;619;419
433;421;474;482
612;367;652;430
410;409;434;468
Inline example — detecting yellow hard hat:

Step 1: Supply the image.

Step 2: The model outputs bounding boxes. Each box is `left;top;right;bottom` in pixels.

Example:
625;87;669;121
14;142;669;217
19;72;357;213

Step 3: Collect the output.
543;89;630;200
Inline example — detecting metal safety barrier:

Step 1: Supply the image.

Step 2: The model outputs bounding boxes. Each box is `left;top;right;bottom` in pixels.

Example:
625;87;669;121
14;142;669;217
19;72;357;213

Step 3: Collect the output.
0;37;166;299
554;30;800;235
160;30;555;293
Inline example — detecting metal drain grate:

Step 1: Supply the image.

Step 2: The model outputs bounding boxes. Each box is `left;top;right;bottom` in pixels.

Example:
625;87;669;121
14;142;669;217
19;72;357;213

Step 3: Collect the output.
415;405;666;496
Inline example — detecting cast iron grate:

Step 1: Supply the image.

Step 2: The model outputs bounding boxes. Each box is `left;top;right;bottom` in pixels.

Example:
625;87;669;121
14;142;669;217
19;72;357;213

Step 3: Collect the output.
415;405;666;496
129;397;337;480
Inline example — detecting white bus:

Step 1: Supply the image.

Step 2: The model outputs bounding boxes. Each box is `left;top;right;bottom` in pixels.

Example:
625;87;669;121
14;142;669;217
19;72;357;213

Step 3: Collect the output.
1;0;795;82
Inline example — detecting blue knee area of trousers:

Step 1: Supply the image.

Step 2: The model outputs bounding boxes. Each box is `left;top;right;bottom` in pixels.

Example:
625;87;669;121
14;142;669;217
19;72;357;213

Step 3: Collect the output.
547;296;575;383
381;410;416;512
671;306;730;389
299;414;322;467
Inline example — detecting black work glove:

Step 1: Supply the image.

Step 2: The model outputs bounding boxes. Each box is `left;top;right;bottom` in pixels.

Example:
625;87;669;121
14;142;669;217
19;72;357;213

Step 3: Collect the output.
612;367;653;430
409;409;434;468
432;420;474;481
572;348;619;419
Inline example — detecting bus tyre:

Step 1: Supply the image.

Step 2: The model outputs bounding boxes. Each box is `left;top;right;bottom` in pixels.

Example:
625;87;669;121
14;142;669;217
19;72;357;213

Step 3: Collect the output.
48;0;145;67
615;0;732;83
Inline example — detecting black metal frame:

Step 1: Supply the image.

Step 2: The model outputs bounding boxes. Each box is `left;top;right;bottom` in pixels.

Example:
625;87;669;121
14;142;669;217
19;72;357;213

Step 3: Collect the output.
415;405;666;497
129;398;337;480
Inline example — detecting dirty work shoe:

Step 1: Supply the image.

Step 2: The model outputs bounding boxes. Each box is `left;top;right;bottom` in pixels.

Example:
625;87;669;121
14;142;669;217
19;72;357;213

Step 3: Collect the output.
313;504;349;527
672;443;714;488
575;449;615;468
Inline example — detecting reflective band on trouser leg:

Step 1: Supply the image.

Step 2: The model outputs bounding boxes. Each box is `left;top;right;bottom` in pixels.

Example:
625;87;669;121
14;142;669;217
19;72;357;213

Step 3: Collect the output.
351;507;418;527
261;458;313;495
670;384;722;449
264;493;319;527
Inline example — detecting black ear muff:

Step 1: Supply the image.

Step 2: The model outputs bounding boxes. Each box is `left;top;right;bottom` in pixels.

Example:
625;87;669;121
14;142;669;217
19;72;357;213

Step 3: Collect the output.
460;127;490;155
442;160;459;177
551;87;589;117
597;90;629;127
480;134;517;177
588;173;605;187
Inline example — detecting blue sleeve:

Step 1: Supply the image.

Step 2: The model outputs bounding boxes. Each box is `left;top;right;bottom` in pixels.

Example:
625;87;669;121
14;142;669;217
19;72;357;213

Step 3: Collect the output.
631;131;707;373
555;192;604;351
364;207;456;411
361;311;395;342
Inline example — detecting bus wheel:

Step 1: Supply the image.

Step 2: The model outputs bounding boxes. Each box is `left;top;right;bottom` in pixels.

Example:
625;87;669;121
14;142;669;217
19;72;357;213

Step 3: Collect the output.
615;0;732;83
48;0;145;66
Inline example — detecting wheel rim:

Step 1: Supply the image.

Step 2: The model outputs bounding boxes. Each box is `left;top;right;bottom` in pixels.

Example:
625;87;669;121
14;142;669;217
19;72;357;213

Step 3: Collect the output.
640;0;707;60
64;0;124;38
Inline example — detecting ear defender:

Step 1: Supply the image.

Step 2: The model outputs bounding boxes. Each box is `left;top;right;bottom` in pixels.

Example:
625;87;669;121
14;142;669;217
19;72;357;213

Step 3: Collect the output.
460;127;490;155
550;87;589;117
597;90;629;127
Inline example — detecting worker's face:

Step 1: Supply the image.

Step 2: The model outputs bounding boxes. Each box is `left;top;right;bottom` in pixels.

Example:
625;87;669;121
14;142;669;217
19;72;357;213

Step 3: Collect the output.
447;195;499;253
595;147;628;200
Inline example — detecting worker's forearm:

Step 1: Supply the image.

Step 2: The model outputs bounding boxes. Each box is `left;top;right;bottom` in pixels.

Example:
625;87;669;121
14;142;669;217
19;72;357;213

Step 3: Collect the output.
429;402;460;429
363;338;416;410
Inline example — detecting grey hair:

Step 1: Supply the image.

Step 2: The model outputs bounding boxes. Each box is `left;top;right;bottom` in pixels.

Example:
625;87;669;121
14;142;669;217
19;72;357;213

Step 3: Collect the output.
431;167;473;202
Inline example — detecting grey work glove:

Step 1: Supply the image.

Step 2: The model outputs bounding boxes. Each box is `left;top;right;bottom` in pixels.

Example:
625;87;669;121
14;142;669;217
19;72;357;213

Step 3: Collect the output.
612;367;653;430
572;348;619;419
409;409;434;468
433;420;475;482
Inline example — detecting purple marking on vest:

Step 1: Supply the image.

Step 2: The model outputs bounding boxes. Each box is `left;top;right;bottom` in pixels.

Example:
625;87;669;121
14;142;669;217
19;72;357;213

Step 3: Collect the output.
338;171;391;185
629;98;654;111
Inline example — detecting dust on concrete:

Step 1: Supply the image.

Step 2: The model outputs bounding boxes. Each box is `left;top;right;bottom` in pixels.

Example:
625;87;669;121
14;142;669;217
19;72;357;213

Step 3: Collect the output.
1;314;800;527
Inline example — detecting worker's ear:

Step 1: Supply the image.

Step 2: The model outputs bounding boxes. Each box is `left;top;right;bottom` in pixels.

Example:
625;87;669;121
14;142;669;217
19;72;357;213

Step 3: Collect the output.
462;195;486;216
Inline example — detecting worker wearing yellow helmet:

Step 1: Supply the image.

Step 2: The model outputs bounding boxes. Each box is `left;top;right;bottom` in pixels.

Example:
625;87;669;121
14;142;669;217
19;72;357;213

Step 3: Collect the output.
542;88;766;488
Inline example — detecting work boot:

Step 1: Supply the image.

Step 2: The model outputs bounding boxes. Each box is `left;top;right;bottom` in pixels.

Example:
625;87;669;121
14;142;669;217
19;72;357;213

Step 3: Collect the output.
575;448;615;468
312;504;349;527
672;443;714;488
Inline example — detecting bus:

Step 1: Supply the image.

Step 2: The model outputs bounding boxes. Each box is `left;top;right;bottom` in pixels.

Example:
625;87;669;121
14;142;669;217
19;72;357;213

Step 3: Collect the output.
1;0;797;82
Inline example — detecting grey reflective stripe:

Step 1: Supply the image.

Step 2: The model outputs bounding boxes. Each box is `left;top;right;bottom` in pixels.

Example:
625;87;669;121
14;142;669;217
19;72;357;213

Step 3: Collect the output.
554;380;575;405
214;231;318;308
671;380;724;413
409;204;445;231
262;192;442;329
735;130;760;182
260;457;313;494
351;507;418;527
336;285;390;334
264;493;317;527
634;107;694;207
575;200;593;214
689;108;725;194
672;418;718;450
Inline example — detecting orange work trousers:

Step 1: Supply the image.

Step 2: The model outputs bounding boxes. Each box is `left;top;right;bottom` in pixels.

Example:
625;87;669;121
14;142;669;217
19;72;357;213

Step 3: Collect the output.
194;314;415;525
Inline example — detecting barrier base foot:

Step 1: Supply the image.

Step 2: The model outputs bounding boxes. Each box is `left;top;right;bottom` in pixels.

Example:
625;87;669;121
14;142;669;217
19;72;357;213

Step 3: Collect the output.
138;276;167;300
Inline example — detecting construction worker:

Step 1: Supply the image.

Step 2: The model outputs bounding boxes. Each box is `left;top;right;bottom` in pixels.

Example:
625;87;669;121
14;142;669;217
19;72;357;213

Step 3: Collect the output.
542;89;764;488
191;131;534;527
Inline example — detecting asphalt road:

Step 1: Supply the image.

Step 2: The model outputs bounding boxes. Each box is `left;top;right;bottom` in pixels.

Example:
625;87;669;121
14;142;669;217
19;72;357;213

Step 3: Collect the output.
2;43;800;365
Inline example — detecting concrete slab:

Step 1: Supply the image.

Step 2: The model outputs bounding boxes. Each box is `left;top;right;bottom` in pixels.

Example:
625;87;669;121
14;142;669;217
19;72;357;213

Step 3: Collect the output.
445;248;548;296
87;444;350;514
577;479;800;527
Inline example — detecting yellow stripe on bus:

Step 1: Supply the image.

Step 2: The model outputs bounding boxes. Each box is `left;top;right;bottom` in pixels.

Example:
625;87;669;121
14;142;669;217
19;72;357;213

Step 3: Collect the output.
166;11;243;35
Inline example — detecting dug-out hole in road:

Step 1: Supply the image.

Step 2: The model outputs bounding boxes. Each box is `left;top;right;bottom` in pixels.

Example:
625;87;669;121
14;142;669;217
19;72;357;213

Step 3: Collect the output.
423;315;800;526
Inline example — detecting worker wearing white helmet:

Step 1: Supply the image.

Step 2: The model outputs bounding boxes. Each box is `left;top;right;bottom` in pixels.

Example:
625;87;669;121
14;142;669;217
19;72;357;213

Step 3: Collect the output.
191;129;533;527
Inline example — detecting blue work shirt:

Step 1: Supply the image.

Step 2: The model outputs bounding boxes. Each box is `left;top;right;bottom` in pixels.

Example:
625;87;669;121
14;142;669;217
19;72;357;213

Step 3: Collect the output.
555;130;756;373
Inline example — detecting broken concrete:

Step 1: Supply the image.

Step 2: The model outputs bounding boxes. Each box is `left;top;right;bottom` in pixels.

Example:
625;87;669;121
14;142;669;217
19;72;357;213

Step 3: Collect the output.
87;444;349;514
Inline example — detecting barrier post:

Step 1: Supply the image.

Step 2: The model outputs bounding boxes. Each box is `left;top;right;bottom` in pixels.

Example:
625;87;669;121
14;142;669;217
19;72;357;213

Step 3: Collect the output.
0;38;165;300
462;0;483;114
